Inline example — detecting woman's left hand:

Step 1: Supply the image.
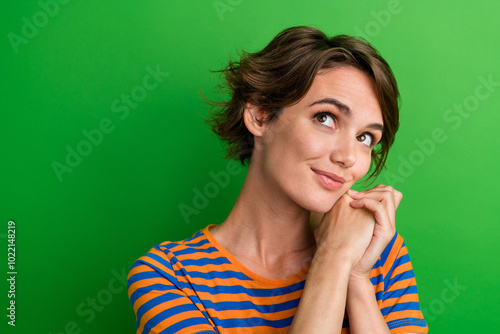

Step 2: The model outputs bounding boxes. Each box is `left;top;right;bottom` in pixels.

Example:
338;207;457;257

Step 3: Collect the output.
347;184;403;279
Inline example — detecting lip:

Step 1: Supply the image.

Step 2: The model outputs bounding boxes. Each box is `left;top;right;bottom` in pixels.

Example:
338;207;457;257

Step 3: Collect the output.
311;168;346;191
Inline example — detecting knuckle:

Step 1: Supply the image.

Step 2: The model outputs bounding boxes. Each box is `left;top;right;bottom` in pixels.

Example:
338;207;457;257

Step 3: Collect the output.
340;193;350;201
382;190;393;200
366;199;381;210
375;184;395;194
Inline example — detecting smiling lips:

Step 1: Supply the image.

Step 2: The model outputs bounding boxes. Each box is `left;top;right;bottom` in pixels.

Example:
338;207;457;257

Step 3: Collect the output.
311;168;346;191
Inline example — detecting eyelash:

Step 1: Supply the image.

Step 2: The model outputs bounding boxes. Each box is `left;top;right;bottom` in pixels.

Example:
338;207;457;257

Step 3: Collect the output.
313;111;377;148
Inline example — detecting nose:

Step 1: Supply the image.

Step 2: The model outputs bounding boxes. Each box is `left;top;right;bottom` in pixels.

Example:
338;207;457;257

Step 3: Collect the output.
330;135;356;168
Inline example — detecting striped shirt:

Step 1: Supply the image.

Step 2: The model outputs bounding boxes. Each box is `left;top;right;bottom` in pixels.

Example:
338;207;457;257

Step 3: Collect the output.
128;224;428;333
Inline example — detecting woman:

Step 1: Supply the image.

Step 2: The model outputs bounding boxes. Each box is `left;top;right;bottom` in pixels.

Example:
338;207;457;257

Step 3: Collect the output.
127;26;428;333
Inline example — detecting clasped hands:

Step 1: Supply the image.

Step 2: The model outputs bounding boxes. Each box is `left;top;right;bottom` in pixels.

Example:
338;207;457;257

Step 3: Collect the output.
312;184;403;279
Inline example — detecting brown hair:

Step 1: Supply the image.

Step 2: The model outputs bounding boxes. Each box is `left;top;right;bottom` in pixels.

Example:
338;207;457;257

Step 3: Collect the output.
206;26;399;180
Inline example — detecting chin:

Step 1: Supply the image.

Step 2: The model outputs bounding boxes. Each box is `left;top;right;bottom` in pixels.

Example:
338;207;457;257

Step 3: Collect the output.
299;192;343;213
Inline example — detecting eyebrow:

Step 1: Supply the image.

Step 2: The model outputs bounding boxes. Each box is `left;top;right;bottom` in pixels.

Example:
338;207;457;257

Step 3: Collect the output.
309;97;384;132
309;98;352;118
366;123;384;132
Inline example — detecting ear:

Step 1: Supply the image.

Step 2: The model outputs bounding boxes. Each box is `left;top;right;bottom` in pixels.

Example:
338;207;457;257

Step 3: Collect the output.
243;103;266;137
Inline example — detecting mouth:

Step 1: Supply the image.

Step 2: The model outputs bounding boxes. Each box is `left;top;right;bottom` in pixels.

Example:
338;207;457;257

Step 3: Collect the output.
311;168;346;191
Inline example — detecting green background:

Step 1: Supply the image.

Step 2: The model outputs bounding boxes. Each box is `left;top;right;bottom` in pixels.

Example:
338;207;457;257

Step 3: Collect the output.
1;0;499;333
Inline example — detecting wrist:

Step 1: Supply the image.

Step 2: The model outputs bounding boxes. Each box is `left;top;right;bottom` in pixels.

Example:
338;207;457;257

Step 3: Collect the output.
349;264;373;281
347;274;375;303
348;272;372;287
347;283;377;318
313;243;358;270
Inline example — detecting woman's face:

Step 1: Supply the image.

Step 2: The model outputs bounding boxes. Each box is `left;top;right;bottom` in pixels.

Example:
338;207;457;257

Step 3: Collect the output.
256;66;384;213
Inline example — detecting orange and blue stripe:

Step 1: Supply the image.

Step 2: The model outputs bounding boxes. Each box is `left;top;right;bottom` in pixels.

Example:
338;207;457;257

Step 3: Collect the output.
128;225;428;333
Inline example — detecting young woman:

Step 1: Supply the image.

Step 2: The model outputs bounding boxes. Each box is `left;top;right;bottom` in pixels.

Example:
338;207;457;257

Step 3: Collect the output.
127;26;428;333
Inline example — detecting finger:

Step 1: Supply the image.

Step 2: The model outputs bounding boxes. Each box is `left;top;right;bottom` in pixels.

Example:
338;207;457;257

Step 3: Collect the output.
347;189;362;199
348;187;390;199
351;189;394;202
350;197;395;231
369;185;402;205
351;185;402;213
394;189;403;209
350;189;396;215
360;184;397;194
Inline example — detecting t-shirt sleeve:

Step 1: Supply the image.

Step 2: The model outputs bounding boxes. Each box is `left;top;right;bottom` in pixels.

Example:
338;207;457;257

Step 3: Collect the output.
127;245;218;334
379;233;429;334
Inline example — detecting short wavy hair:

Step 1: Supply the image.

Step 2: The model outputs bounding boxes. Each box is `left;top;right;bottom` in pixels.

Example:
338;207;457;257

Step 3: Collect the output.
206;26;400;180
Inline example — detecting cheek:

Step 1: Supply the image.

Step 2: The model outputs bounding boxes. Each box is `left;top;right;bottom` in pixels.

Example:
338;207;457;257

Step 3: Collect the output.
290;121;335;160
353;154;373;180
262;127;300;175
268;122;324;161
293;131;326;158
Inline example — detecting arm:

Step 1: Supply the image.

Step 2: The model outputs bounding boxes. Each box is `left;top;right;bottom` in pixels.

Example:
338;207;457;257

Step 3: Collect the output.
344;186;400;333
127;248;218;334
289;193;383;333
347;278;422;334
346;240;427;334
346;275;391;333
290;185;407;333
347;188;427;334
288;248;353;333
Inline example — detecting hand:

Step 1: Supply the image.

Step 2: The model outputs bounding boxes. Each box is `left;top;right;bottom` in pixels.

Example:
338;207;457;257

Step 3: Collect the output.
347;185;402;279
313;194;379;269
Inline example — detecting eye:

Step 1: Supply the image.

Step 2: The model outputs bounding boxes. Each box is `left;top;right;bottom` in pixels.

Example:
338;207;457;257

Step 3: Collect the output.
314;112;336;128
357;133;374;147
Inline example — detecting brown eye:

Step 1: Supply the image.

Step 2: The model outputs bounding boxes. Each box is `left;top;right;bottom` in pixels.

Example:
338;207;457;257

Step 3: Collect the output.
357;133;373;147
314;113;335;127
317;115;327;122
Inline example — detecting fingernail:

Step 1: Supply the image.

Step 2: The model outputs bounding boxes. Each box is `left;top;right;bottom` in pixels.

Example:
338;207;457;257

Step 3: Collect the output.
348;189;359;194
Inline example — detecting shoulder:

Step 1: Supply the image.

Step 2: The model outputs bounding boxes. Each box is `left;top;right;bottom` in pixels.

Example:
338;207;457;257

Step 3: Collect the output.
127;227;215;284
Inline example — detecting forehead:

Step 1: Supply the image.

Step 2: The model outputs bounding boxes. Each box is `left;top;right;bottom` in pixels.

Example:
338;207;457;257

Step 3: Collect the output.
302;66;382;119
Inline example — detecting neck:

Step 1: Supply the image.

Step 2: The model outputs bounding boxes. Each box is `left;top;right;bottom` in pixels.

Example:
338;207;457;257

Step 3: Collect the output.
212;158;316;264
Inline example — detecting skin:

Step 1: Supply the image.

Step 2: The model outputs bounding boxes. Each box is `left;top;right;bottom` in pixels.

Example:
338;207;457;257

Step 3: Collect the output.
210;66;417;333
